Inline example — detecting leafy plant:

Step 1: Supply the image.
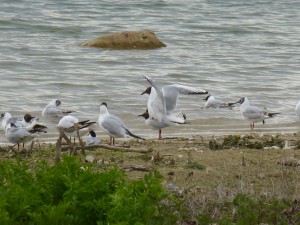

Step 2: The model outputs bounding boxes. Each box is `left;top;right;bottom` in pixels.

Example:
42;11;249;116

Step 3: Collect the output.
0;156;298;225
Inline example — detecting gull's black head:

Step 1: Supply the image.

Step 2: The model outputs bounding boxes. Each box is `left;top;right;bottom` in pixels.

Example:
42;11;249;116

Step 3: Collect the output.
10;123;17;128
24;114;35;123
56;99;62;107
0;113;4;118
141;87;152;95
138;109;149;119
203;95;210;101
238;97;245;104
100;102;108;107
228;97;245;107
89;130;96;137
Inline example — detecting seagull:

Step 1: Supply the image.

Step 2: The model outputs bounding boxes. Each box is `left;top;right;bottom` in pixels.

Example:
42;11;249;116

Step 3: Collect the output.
5;122;47;150
42;99;74;118
296;101;300;118
1;112;38;131
143;75;191;124
68;127;92;144
202;95;233;109
141;82;208;114
85;130;100;146
98;102;144;146
230;97;280;130
138;109;182;139
57;115;95;134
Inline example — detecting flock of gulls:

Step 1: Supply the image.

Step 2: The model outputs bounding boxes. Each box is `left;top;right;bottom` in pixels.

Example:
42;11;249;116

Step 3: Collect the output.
1;75;300;153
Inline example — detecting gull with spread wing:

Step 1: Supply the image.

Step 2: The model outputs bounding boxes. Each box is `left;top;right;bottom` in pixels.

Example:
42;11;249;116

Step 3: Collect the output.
142;79;208;117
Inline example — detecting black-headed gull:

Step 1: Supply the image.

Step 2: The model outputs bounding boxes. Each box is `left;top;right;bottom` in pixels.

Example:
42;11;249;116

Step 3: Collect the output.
296;101;300;118
57;115;95;134
68;127;92;144
5;122;47;150
42;99;74;118
143;75;190;124
142;82;208;114
85;130;100;146
231;97;280;130
98;102;144;146
1;112;38;131
203;95;233;109
138;109;182;139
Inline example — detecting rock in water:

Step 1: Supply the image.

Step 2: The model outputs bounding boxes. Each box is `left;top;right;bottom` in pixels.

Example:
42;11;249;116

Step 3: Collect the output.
80;30;166;49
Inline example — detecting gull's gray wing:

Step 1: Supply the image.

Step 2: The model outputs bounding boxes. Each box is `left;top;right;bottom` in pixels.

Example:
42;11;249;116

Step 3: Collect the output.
7;116;23;124
243;106;266;120
163;84;207;112
101;115;127;138
6;127;34;144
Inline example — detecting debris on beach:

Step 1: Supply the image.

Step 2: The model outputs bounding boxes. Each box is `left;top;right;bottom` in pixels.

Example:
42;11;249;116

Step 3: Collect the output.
208;134;285;150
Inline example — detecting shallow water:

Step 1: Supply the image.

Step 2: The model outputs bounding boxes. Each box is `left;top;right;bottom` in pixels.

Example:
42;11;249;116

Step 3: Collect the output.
1;0;299;144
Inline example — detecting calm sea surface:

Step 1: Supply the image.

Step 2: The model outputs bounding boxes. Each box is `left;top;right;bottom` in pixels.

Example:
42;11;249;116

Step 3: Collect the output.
1;0;299;144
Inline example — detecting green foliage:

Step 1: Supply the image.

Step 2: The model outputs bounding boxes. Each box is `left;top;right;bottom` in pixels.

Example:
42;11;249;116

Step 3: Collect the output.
0;157;298;225
108;170;179;225
0;157;179;225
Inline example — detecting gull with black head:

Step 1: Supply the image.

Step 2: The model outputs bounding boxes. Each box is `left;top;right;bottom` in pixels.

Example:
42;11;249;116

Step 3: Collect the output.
1;112;38;131
85;130;100;146
203;95;233;109
229;97;280;131
42;99;74;119
138;109;183;139
98;102;144;146
5;122;47;151
142;79;208;117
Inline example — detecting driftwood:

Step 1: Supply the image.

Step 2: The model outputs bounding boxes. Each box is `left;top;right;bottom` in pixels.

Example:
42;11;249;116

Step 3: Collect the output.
56;127;85;164
121;165;153;172
61;144;151;153
0;146;8;152
80;30;166;49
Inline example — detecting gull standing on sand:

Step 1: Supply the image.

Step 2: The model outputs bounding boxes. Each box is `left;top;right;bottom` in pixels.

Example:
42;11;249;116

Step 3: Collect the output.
85;130;100;146
98;102;144;146
230;97;280;130
5;122;47;150
296;101;300;118
142;80;208;117
203;95;233;109
42;99;74;118
138;109;180;139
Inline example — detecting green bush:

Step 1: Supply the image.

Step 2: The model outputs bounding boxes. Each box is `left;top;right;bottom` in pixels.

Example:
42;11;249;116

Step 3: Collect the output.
0;157;179;225
0;158;298;225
